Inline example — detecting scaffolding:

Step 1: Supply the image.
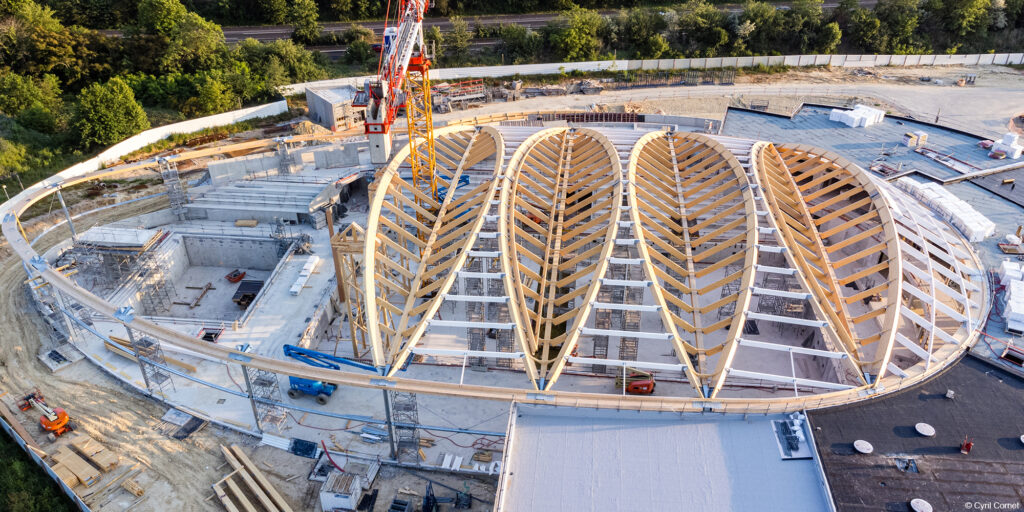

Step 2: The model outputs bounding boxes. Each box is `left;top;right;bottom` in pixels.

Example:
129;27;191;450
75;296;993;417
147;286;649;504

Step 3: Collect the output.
125;328;174;397
388;391;419;462
159;158;187;220
245;366;287;433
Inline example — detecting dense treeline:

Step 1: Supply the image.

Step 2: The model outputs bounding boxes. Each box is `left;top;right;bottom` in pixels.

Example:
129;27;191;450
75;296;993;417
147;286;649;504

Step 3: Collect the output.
0;0;327;183
38;0;659;28
468;0;1024;66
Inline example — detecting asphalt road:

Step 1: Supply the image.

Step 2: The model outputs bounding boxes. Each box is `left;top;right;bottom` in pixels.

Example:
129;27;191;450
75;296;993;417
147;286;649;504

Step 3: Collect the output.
102;2;877;43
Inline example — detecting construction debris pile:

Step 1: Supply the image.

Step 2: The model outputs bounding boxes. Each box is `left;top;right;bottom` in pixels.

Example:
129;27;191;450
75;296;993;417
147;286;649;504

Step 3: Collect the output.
894;178;995;242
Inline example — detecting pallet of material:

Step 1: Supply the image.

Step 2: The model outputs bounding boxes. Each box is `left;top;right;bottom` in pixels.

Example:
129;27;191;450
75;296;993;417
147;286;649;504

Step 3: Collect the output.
234;219;259;227
53;447;101;487
70;434;119;472
51;461;80;488
105;337;197;373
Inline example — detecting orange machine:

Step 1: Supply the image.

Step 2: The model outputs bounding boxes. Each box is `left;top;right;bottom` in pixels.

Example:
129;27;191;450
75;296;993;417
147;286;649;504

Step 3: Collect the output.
614;368;657;395
17;390;73;440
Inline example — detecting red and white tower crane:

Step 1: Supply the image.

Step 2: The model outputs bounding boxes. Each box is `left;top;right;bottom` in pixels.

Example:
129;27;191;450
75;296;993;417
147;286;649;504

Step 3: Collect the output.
354;0;436;196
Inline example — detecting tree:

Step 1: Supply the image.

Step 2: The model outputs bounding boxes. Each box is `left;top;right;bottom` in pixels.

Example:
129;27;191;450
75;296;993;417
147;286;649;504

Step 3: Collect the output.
339;23;374;45
875;0;921;51
0;73;61;117
548;6;604;62
617;8;669;58
424;25;444;60
181;75;237;116
136;0;187;36
0;138;29;178
290;0;321;44
73;77;150;147
812;21;842;53
940;0;991;36
344;38;373;67
741;1;784;54
498;24;542;63
0;73;63;132
675;0;731;57
445;16;471;64
132;0;225;73
849;8;885;52
263;0;288;24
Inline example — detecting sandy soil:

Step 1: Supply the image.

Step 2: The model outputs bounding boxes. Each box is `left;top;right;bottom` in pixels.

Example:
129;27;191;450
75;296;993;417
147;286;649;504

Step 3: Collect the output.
0;196;249;511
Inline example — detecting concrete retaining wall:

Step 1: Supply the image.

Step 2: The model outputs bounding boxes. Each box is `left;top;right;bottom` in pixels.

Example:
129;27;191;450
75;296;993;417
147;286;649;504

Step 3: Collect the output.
182;236;284;270
207;152;282;186
281;53;1024;95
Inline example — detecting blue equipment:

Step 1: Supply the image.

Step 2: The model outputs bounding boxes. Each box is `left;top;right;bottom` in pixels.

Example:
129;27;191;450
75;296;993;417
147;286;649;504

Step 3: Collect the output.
282;344;376;404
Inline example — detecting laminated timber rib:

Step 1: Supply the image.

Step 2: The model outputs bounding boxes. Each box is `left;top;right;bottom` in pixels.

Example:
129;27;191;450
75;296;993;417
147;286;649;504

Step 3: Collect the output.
627;131;758;396
2;113;987;414
363;126;504;370
500;128;624;389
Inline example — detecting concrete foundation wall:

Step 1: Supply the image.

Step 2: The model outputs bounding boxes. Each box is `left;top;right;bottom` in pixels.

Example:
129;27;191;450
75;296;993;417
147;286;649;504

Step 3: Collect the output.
312;145;361;169
208;153;281;186
112;208;179;229
182;236;284;270
188;207;299;225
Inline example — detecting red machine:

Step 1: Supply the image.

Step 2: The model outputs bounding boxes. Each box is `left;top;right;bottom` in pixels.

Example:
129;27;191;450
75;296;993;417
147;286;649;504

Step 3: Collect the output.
615;368;657;395
225;269;246;283
17;390;73;440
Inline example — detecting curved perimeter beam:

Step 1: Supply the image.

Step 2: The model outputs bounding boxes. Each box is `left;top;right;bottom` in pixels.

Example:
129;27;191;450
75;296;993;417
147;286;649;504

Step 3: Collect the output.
0;116;983;414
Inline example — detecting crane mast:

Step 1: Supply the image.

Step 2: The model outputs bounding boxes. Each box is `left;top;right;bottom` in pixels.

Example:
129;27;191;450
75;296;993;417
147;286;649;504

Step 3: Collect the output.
358;0;436;197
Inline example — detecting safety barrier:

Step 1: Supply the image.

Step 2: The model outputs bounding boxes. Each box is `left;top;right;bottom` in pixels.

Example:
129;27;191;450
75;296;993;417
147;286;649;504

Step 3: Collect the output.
281;52;1024;95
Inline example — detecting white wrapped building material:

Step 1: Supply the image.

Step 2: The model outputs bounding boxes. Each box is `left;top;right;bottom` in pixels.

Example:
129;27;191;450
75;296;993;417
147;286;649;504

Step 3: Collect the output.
290;255;320;296
893;178;995;242
830;104;885;128
1000;260;1022;285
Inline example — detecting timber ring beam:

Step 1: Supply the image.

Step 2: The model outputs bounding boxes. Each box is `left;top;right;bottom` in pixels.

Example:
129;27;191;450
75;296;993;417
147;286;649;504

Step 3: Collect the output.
2;113;988;414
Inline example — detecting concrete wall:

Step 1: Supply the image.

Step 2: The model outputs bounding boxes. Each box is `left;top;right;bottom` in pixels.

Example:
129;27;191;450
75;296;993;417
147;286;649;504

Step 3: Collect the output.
312;144;361;169
207;152;282;186
280;53;1024;95
182;236;285;270
306;89;339;130
187;206;300;225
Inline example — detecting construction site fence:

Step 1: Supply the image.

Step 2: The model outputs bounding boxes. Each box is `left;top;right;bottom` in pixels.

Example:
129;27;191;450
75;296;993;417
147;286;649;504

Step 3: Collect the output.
0;415;92;511
281;52;1024;95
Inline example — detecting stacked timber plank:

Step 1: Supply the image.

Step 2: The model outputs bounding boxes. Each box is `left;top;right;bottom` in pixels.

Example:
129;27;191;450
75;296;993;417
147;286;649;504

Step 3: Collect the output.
106;335;197;373
214;444;293;512
70;434;119;472
51;461;80;488
53;446;100;487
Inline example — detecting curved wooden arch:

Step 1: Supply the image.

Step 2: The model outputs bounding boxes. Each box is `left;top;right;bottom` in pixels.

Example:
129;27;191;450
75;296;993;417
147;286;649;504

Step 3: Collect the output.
0;114;986;413
498;127;625;389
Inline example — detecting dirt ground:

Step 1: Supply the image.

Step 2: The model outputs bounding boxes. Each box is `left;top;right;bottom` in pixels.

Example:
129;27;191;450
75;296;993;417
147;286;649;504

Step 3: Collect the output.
0;195;257;511
3;62;1021;511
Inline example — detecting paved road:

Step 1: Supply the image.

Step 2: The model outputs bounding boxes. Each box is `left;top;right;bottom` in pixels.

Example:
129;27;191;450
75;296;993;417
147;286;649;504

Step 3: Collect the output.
102;2;877;43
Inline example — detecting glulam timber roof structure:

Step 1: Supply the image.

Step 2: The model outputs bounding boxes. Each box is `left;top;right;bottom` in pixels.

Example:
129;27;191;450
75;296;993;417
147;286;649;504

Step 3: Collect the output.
1;112;989;413
358;119;988;406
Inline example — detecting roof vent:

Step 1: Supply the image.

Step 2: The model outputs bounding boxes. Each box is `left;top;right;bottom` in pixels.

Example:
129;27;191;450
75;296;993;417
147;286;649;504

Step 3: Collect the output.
910;498;933;512
853;440;873;454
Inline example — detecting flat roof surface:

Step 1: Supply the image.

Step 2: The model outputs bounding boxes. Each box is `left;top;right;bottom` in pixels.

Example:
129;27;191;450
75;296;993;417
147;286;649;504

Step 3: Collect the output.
498;405;832;511
76;226;162;248
722;105;1002;181
309;86;357;105
809;354;1024;511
